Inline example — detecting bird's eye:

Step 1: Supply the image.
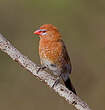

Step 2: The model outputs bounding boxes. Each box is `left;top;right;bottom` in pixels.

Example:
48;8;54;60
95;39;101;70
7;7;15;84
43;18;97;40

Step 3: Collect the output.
43;31;46;33
39;29;48;35
40;29;47;33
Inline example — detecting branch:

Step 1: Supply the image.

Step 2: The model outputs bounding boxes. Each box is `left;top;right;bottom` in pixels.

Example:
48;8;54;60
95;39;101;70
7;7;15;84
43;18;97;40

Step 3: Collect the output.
0;33;91;110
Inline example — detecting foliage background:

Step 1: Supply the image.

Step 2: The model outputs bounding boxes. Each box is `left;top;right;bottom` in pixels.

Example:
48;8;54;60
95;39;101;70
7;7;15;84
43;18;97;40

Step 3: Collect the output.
0;0;105;110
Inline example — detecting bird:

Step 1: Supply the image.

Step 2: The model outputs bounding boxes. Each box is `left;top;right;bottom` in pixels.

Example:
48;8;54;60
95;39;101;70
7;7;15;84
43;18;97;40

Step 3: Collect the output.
34;24;76;94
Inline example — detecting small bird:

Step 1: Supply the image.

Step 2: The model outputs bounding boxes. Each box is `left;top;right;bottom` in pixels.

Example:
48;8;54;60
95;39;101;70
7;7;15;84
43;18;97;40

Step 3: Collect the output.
34;24;76;94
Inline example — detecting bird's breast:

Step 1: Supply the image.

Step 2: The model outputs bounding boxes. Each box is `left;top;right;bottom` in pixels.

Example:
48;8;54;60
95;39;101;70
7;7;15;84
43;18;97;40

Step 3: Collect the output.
39;39;62;63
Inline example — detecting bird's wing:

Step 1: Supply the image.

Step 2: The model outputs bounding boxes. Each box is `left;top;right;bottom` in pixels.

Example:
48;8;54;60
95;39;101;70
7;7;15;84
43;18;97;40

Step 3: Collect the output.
58;39;72;74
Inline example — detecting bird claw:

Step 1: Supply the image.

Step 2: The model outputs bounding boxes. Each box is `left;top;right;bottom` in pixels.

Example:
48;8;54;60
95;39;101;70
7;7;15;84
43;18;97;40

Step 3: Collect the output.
52;77;60;88
36;66;46;74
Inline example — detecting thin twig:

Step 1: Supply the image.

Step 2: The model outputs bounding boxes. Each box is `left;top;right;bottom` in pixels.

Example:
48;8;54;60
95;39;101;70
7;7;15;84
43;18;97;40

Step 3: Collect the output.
0;33;91;110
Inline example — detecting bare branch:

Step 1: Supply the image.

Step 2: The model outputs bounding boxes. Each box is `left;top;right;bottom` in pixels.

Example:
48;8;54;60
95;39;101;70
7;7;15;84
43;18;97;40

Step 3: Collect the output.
0;33;91;110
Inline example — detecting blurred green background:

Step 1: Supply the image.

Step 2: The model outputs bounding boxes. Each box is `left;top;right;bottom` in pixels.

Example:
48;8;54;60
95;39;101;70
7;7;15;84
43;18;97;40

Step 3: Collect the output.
0;0;105;110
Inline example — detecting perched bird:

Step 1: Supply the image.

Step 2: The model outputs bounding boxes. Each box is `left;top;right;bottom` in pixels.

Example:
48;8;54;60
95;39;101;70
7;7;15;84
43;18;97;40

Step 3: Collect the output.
34;24;76;94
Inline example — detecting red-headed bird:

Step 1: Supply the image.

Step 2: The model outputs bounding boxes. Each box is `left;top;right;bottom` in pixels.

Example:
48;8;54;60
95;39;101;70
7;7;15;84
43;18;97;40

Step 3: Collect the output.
34;24;76;94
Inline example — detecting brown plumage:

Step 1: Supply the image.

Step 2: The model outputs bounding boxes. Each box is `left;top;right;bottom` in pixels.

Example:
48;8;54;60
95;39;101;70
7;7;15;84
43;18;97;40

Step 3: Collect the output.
34;24;76;94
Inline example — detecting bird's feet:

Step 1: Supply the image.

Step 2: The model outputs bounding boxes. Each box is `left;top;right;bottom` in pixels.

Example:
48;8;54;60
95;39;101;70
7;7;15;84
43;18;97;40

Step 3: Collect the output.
36;66;46;74
52;77;60;88
52;74;62;88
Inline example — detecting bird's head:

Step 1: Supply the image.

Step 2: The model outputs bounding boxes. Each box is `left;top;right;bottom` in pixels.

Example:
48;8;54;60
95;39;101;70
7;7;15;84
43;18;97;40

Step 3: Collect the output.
34;24;61;40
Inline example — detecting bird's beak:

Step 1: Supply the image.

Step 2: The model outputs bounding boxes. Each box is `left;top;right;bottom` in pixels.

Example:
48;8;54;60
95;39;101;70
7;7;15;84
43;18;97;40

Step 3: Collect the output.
34;29;47;36
34;29;42;35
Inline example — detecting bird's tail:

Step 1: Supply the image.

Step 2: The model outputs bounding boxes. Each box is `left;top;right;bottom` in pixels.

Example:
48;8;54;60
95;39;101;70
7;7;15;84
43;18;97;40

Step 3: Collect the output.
64;77;76;94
